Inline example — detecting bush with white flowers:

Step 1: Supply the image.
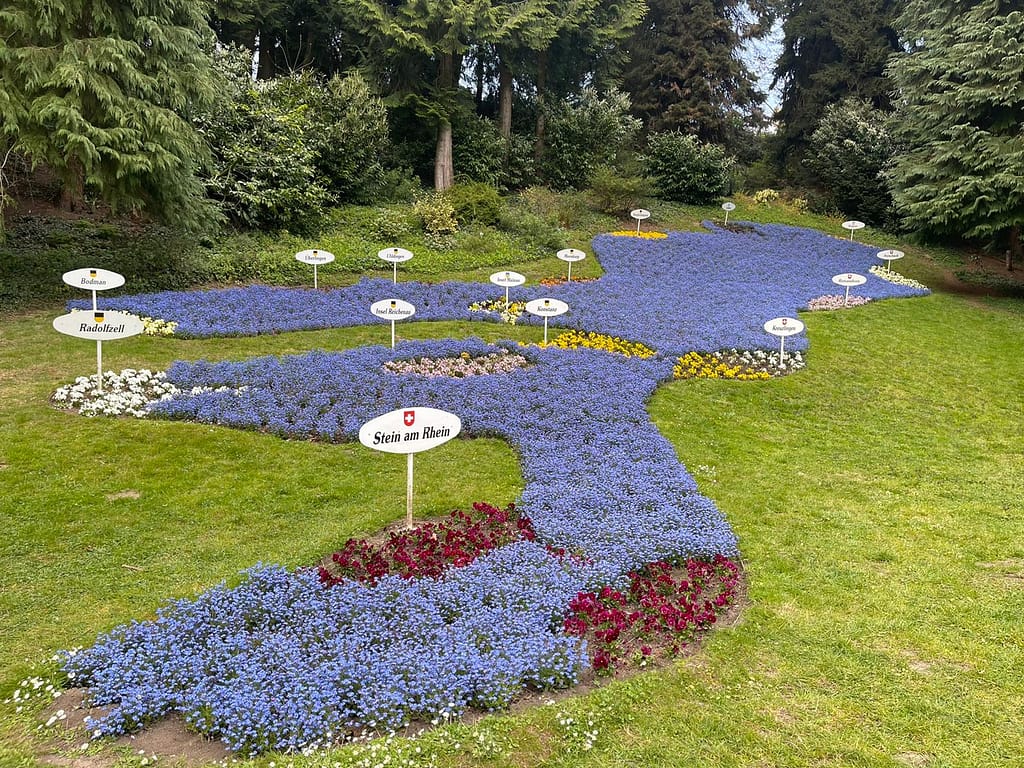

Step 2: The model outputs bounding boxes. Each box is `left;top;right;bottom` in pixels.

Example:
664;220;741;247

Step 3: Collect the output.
51;369;179;418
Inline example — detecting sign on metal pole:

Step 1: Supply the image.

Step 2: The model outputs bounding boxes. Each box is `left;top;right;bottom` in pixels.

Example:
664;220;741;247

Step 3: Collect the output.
378;247;413;284
295;249;335;289
555;248;586;282
62;268;125;311
359;407;462;528
489;270;526;310
876;249;904;273
763;316;805;363
525;297;569;344
53;310;144;392
630;208;651;236
841;220;866;241
831;272;867;306
370;299;415;349
722;201;736;226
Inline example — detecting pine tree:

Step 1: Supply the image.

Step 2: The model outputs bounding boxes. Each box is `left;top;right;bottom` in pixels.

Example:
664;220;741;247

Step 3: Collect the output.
887;1;1024;270
773;0;900;171
622;0;777;143
0;0;218;228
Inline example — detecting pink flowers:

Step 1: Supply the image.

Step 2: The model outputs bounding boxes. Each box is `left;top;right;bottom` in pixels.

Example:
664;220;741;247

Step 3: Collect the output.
318;502;536;586
563;556;740;672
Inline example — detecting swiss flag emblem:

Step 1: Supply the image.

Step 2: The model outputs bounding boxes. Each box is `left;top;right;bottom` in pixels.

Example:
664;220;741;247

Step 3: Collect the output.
781;318;788;326
403;410;415;427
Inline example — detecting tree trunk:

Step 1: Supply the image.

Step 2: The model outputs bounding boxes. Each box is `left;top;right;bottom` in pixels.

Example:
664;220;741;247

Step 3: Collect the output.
1009;224;1020;271
435;119;454;191
61;157;85;212
497;57;513;138
257;29;275;79
534;49;548;163
475;54;485;110
434;52;456;190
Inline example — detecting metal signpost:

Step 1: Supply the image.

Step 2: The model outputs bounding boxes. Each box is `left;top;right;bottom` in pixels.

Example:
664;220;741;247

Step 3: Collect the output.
831;273;868;306
841;220;866;241
555;248;586;283
722;201;736;226
378;247;414;284
763;316;805;364
525;298;569;344
876;249;905;274
489;270;526;310
370;299;416;349
630;208;651;236
295;249;335;289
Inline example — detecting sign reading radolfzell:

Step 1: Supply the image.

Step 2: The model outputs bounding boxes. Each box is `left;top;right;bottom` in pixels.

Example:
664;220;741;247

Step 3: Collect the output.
53;310;144;341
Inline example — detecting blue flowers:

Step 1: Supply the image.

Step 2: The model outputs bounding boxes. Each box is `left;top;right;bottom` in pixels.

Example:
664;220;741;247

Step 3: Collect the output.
59;224;929;754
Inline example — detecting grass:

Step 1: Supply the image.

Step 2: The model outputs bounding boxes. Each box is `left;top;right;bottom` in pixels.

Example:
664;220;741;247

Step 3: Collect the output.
1;203;1023;767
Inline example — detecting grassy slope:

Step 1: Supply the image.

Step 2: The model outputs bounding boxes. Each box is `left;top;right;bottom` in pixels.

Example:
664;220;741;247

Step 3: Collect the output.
1;200;1022;767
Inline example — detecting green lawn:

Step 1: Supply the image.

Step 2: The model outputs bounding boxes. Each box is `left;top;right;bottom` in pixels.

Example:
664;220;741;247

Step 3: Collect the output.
1;207;1022;768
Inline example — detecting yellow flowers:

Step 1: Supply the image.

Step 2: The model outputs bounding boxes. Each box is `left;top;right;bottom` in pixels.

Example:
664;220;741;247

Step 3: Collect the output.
539;330;657;359
608;230;668;239
140;316;178;336
673;351;771;381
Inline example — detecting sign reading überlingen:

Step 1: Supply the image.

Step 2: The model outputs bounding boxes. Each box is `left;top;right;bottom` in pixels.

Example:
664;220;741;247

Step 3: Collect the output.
53;310;144;341
295;249;335;265
359;407;462;455
763;317;805;337
62;268;126;291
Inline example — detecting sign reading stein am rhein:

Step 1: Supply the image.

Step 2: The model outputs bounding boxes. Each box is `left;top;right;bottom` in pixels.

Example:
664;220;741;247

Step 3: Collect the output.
359;407;462;528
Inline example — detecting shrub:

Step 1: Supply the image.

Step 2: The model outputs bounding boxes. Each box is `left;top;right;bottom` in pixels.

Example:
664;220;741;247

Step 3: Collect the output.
413;192;459;236
448;181;504;227
586;165;653;215
805;98;898;226
643;132;733;204
541;89;641;191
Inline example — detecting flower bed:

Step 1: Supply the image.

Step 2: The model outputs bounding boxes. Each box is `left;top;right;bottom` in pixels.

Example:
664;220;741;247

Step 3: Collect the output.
608;230;668;239
806;294;872;311
869;264;928;290
383;349;531;377
673;349;804;380
539;329;657;359
51;369;179;417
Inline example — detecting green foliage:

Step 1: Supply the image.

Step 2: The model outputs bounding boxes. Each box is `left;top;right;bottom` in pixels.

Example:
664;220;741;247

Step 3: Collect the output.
541;89;641;190
0;0;219;231
413;192;460;237
452;111;507;187
643;132;733;204
448;182;504;227
804;98;898;226
621;0;777;142
886;3;1024;255
773;0;901;173
586;164;653;215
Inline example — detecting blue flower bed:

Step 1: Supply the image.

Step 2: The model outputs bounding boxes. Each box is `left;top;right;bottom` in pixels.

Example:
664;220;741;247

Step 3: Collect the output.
72;224;927;355
59;224;929;754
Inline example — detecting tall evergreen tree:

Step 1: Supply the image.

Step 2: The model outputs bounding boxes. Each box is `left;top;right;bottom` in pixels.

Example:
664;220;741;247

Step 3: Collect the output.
622;0;777;143
773;0;900;170
0;0;217;227
887;1;1024;270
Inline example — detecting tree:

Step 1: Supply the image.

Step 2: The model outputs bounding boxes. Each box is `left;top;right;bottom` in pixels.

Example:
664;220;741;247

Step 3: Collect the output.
886;2;1024;270
622;0;778;143
805;98;897;225
0;0;217;229
773;0;900;172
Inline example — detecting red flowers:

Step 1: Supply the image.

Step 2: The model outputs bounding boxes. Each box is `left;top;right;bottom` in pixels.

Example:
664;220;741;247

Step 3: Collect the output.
318;502;535;586
563;555;740;672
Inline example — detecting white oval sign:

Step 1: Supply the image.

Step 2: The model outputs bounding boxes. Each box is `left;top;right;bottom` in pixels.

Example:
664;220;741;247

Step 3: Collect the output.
53;310;144;341
525;298;569;318
556;248;586;263
378;247;413;263
876;249;904;262
490;270;526;287
359;407;462;455
722;202;736;212
832;273;868;287
371;299;416;320
763;317;805;337
842;220;866;231
630;209;651;220
295;249;335;265
62;268;125;291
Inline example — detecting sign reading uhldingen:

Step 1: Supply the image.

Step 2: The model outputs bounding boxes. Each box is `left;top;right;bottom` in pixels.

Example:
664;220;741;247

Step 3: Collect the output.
525;297;569;344
763;316;805;363
295;249;335;289
359;406;462;528
378;247;414;284
370;299;415;349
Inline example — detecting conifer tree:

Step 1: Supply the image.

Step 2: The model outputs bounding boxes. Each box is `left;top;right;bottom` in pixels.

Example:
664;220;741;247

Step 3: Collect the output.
887;1;1024;270
622;0;777;143
773;0;899;171
0;0;218;228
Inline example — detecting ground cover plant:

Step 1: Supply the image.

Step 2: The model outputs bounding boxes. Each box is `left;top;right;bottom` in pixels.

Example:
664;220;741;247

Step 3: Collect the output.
3;206;1022;767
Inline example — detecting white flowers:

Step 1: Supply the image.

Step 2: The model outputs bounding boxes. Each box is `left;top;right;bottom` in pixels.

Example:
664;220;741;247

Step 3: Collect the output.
51;369;179;418
869;264;928;289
